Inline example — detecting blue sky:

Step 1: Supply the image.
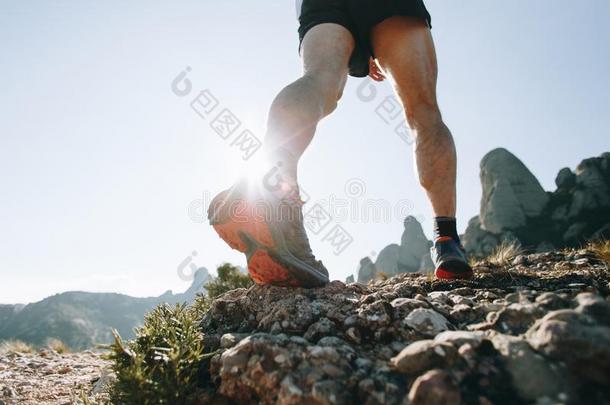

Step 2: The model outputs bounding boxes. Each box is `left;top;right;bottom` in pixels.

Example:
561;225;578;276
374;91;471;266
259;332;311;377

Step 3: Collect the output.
1;0;609;304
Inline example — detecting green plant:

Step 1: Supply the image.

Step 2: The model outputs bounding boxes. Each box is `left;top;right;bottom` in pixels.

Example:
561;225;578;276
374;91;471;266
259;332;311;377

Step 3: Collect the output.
107;263;251;404
107;304;211;404
204;263;253;299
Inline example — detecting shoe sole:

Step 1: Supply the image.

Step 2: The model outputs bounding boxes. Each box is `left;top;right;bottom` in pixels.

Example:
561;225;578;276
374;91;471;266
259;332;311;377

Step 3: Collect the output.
208;189;329;288
435;260;474;280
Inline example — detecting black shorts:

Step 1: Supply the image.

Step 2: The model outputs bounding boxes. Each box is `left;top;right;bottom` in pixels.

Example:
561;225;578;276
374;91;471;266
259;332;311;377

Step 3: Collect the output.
296;0;432;78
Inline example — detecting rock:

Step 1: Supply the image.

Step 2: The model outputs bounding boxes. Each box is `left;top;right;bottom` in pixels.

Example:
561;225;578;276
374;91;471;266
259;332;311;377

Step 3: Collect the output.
391;340;457;375
360;216;434;281
195;252;610;404
491;334;564;401
407;369;462;405
479;148;549;234
374;244;401;278
527;309;610;386
575;292;610;325
555;167;576;189
345;275;355;284
304;318;336;342
534;292;568;310
398;216;431;272
404;309;452;337
433;331;485;348
463;150;610;256
418;252;434;273
461;216;500;258
488;303;544;335
357;257;377;283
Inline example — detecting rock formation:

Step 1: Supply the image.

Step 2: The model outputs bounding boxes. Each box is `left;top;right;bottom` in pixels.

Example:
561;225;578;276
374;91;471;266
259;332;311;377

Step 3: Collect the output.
463;150;610;257
358;216;432;283
479;148;549;234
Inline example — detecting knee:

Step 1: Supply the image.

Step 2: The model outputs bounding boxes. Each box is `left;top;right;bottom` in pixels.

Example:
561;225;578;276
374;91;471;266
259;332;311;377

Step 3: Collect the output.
304;69;347;115
404;96;443;133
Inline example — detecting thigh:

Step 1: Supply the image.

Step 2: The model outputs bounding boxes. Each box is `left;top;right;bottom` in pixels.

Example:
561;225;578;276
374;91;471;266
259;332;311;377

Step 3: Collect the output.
370;16;438;110
301;23;355;81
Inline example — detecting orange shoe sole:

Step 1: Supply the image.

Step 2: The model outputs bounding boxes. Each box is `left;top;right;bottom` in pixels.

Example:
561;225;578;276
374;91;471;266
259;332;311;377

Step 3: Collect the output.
435;267;474;280
208;188;327;287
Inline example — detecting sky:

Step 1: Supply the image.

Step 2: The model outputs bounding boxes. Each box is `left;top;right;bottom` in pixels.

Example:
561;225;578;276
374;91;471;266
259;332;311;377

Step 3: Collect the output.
1;0;609;304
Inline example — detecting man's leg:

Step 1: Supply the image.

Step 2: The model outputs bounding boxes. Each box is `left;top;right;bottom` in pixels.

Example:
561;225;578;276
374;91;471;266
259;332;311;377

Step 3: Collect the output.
262;23;355;184
371;16;455;218
370;16;472;279
209;23;355;287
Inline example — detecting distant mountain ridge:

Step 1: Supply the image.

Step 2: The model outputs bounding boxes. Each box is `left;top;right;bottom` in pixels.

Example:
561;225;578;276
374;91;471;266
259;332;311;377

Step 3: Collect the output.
0;268;210;350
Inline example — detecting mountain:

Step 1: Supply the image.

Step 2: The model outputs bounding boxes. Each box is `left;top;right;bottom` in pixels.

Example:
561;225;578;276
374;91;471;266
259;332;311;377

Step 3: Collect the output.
0;268;210;350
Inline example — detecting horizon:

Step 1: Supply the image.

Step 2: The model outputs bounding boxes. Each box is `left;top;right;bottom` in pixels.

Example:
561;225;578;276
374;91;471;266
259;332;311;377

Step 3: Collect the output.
2;0;610;304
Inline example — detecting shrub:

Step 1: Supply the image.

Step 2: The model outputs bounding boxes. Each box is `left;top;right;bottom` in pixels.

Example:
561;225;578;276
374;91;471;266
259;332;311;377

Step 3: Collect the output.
204;263;253;299
107;303;210;404
107;263;253;404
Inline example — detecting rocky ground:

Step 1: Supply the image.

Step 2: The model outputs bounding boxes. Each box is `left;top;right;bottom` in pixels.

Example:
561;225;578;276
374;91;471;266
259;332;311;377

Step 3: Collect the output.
0;349;112;405
1;249;608;405
200;249;610;404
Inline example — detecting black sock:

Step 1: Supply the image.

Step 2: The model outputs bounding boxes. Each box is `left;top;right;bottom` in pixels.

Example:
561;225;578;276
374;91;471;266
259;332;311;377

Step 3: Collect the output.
433;217;460;243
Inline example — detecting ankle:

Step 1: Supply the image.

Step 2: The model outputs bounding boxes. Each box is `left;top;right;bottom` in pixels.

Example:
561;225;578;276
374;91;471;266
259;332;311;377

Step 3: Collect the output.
433;216;460;243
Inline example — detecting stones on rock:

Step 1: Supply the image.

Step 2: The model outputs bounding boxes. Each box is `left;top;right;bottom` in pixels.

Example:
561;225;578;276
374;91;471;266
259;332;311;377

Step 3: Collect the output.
404;309;452;337
391;340;458;375
407;369;462;405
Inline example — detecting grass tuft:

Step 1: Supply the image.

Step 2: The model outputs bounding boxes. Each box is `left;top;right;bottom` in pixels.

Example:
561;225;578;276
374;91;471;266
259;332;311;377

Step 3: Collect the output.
587;239;610;267
481;241;523;268
47;338;70;354
0;340;35;354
